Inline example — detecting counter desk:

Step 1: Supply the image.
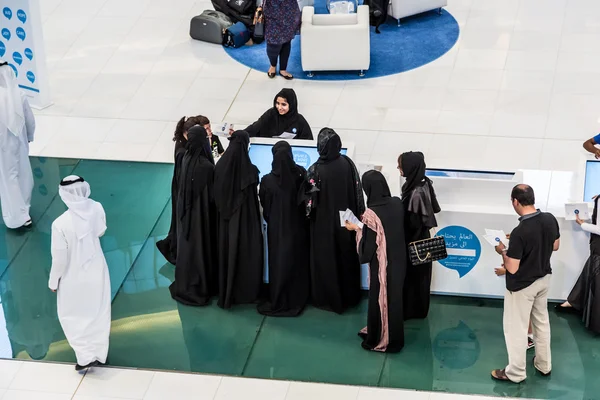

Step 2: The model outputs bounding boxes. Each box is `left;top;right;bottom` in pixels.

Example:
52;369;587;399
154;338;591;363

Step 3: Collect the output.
246;137;595;302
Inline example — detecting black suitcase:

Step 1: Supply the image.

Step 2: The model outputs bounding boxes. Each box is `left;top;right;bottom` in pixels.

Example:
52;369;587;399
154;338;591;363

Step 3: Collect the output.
190;10;233;44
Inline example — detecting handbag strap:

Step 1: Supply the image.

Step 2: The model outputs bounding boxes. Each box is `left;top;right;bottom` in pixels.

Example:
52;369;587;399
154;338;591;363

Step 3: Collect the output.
412;242;431;263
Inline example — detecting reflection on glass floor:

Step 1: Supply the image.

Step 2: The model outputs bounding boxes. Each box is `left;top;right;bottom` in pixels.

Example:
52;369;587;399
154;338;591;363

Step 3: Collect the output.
0;157;598;400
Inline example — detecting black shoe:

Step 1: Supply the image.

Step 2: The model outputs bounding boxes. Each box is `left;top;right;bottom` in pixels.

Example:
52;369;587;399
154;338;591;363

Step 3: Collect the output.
279;72;294;80
22;219;32;228
267;71;276;78
75;364;86;371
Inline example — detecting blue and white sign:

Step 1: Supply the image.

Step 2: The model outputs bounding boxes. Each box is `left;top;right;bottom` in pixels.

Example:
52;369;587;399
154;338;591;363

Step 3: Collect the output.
437;225;481;278
0;0;50;108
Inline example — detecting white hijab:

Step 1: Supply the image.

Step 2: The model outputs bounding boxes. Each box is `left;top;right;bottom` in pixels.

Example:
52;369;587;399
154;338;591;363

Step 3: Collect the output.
58;176;106;267
0;64;25;139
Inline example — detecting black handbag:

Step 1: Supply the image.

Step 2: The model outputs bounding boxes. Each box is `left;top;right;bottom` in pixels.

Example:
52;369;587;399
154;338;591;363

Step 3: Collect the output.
253;7;264;43
408;236;447;266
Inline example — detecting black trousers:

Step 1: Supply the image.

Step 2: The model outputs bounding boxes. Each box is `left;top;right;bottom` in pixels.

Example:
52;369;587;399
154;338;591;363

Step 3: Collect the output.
266;41;292;70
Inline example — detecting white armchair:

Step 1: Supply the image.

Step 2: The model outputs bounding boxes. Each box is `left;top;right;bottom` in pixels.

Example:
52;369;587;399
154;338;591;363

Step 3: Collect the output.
388;0;447;26
298;0;314;9
300;6;370;76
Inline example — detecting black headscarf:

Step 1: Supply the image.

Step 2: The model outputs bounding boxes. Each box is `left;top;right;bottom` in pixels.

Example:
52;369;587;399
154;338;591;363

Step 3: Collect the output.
362;170;391;207
271;141;303;189
400;151;440;215
400;151;427;199
306;128;365;216
317;128;342;162
214;130;259;220
180;126;214;238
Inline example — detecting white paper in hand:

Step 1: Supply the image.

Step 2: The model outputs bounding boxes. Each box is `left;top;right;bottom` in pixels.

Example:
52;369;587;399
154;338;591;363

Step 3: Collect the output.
565;203;590;221
484;229;508;246
277;132;297;139
214;122;233;137
339;208;363;229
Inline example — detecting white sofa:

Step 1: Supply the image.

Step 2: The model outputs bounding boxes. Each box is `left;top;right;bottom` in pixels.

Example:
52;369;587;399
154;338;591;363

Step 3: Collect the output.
300;5;370;76
388;0;447;25
298;0;314;9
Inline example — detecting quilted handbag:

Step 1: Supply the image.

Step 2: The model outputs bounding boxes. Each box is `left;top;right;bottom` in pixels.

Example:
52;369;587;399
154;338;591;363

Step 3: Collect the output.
408;236;447;266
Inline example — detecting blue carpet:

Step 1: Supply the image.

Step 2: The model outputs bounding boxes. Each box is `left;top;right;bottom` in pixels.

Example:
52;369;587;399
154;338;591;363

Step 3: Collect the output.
224;5;460;81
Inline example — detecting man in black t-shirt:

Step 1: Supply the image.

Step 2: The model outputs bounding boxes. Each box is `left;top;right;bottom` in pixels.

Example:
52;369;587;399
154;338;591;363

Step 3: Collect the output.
491;184;560;383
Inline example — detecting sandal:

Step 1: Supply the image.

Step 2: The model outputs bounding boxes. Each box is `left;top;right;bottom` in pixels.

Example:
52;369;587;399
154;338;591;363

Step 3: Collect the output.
279;72;294;80
532;357;551;377
267;71;276;79
491;369;511;381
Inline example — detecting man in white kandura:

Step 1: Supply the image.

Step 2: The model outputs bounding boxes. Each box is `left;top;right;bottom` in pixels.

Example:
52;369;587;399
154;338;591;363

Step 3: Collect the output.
0;62;36;229
49;175;111;371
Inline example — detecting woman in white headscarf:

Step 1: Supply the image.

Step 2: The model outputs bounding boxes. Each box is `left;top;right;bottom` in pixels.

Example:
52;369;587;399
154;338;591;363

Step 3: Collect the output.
0;62;36;229
49;175;111;371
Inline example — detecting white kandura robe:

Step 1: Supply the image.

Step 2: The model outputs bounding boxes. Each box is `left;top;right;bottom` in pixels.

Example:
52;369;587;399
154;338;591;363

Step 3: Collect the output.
0;96;35;229
49;203;111;366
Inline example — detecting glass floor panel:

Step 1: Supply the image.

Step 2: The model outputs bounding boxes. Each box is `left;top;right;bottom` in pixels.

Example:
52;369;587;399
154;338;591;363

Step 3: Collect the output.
0;157;597;400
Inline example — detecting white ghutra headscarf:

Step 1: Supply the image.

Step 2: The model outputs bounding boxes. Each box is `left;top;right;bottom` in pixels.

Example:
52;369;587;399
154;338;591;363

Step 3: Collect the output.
58;175;107;268
0;64;25;140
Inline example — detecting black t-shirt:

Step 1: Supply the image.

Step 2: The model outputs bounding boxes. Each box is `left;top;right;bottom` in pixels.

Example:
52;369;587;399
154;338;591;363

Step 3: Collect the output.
506;211;560;292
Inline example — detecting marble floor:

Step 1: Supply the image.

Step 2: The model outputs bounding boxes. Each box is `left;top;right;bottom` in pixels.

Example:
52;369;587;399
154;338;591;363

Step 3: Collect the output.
31;0;600;179
0;360;525;400
0;157;597;400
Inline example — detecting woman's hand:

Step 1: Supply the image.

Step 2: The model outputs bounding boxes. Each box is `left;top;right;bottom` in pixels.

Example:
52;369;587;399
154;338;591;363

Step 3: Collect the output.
345;221;360;232
228;127;234;136
494;265;507;276
576;214;584;225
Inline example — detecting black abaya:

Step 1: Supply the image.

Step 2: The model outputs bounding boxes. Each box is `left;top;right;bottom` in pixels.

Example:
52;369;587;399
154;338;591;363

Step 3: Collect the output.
356;170;407;353
169;127;218;306
156;146;186;265
258;141;309;317
400;151;440;321
245;89;313;140
306;128;365;314
214;131;264;309
566;196;600;334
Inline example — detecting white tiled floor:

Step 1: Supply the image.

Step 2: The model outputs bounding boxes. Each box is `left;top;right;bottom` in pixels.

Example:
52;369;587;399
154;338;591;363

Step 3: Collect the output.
29;0;600;182
0;359;524;400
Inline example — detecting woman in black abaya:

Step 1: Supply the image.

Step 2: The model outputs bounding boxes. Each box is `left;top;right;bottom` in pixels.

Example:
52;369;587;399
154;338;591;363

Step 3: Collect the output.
345;170;407;352
244;89;313;140
306;128;365;314
169;126;218;306
398;151;440;320
157;115;206;265
557;194;600;334
258;141;310;317
214;131;264;309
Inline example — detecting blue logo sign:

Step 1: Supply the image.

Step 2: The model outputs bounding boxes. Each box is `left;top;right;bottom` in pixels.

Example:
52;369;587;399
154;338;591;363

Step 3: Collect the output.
437;225;481;278
12;51;22;65
574;209;579;215
293;150;310;169
24;48;33;60
16;27;26;41
8;63;17;77
17;9;26;24
26;71;35;83
1;28;10;40
3;7;12;20
0;41;5;57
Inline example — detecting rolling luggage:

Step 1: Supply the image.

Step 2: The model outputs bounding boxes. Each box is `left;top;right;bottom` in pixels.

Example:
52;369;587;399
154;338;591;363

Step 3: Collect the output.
190;10;233;44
